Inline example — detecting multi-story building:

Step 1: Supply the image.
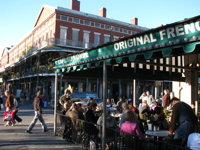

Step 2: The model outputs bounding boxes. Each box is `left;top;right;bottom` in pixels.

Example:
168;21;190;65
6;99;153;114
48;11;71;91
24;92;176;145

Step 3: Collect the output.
1;0;171;103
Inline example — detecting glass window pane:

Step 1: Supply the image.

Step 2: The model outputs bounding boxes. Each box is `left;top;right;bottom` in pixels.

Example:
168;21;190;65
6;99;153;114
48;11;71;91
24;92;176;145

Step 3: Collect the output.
73;18;79;23
95;23;101;28
104;36;110;43
72;30;79;46
83;32;90;48
94;34;100;46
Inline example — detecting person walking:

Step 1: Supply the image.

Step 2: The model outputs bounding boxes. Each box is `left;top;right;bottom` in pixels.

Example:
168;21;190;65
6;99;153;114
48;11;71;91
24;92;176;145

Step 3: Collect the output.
11;96;22;126
25;91;48;134
4;90;14;126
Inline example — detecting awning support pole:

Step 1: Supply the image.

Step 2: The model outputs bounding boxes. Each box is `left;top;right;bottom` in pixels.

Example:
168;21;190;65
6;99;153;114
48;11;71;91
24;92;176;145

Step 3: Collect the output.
54;72;58;136
102;61;107;150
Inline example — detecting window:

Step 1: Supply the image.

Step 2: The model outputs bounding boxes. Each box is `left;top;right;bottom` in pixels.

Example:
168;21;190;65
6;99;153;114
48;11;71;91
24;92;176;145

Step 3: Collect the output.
104;35;110;43
132;31;137;34
60;26;68;45
73;18;79;23
60;15;68;21
83;31;90;48
84;20;91;26
105;25;111;30
95;22;101;28
123;29;128;34
113;36;119;41
94;33;100;46
114;27;119;32
72;29;79;46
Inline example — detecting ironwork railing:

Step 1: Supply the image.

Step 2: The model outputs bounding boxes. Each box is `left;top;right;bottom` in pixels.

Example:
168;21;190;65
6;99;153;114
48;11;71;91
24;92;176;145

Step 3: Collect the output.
56;113;190;150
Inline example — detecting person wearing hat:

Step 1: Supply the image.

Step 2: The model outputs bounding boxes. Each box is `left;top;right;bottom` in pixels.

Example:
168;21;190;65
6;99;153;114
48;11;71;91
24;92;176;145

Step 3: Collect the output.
25;91;48;134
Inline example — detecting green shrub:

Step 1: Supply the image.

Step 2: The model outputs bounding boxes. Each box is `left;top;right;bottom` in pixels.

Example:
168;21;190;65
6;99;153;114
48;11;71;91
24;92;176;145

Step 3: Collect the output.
2;74;8;82
22;50;26;55
39;65;46;72
32;66;36;72
48;65;53;70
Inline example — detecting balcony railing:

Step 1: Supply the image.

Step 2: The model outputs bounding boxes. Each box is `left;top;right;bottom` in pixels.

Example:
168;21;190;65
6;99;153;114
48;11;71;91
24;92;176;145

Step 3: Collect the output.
7;67;55;80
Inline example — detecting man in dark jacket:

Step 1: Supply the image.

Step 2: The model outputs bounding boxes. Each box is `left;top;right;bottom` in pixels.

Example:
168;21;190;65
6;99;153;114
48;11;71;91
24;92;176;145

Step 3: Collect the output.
169;97;198;145
25;91;48;134
84;102;99;135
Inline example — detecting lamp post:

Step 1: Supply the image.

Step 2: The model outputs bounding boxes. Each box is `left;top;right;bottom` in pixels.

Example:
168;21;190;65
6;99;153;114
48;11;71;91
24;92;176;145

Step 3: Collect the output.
110;26;113;42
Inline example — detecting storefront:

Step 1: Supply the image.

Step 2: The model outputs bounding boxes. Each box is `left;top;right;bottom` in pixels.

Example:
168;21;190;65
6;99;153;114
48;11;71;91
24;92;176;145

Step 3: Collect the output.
54;15;200;149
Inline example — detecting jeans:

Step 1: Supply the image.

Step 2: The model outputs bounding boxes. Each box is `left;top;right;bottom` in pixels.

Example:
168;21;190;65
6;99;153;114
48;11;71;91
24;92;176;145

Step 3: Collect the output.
174;121;197;145
28;111;47;131
14;110;22;122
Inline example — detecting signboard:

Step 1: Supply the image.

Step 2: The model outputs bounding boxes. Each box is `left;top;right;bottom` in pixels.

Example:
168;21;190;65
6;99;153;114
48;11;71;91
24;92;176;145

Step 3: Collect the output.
55;16;200;68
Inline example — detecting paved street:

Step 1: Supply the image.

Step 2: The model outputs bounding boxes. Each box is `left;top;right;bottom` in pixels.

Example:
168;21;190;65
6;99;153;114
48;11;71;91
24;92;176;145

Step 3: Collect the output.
0;101;82;150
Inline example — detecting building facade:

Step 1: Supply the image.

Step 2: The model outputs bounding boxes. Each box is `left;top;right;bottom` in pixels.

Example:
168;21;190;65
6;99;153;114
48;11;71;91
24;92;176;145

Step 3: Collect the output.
0;0;172;104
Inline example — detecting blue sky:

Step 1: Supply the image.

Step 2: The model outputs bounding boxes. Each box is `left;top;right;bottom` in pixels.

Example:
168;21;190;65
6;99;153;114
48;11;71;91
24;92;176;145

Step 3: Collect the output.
0;0;199;55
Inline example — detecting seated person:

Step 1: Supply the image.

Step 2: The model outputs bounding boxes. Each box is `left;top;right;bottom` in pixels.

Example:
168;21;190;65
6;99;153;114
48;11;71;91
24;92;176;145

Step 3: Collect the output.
106;98;112;108
149;107;169;130
120;110;144;148
128;102;139;114
187;132;200;150
59;102;70;139
97;108;117;137
138;101;150;118
87;97;96;109
85;103;99;135
117;97;123;113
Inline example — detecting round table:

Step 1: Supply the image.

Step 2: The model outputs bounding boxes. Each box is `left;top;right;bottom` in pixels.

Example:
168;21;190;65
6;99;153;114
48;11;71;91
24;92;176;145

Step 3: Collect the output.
145;130;169;137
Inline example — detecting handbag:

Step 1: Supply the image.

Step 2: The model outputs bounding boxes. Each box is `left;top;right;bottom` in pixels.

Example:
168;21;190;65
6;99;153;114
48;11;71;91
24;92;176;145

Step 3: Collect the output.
3;110;14;121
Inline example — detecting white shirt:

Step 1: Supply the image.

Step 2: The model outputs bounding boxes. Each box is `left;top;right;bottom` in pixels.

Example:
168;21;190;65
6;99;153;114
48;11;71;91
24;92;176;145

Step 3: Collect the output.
187;133;200;150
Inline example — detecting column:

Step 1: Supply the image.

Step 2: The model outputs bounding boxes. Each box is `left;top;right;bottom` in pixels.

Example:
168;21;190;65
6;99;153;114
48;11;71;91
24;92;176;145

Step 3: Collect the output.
78;82;81;92
96;78;99;97
37;53;40;91
136;80;140;106
119;79;121;100
133;79;136;107
88;83;91;92
60;73;63;96
86;78;89;92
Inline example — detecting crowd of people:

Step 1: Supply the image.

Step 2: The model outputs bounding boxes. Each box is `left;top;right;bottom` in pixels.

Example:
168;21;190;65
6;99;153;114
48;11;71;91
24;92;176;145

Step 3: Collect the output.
58;90;199;149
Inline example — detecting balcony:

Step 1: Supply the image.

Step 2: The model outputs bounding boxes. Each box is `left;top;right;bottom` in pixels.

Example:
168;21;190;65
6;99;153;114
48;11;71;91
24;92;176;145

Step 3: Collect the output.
7;66;55;81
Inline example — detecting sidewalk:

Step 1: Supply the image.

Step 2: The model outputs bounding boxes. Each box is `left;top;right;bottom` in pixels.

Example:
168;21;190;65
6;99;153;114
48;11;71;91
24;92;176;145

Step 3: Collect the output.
0;101;82;150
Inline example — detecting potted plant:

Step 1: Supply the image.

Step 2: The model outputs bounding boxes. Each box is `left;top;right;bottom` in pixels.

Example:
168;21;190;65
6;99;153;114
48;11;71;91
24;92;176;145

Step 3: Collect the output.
32;66;36;72
2;73;8;82
22;50;26;55
16;72;20;76
39;65;46;72
48;65;53;70
48;57;52;62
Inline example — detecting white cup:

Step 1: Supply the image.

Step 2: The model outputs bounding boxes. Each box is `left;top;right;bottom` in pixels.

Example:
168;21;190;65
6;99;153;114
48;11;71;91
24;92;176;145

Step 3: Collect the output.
148;123;153;131
153;125;157;131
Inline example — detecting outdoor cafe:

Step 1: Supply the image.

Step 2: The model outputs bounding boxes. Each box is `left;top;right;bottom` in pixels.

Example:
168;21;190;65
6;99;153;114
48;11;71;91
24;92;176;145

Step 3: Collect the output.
53;15;200;149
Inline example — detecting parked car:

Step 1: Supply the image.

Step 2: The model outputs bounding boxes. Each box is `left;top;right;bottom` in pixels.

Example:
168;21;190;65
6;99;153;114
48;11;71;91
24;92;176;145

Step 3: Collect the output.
75;98;103;107
50;92;98;109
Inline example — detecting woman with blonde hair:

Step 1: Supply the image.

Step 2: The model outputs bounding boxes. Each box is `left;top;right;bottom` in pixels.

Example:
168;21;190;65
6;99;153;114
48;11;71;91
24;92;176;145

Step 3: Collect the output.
161;89;170;108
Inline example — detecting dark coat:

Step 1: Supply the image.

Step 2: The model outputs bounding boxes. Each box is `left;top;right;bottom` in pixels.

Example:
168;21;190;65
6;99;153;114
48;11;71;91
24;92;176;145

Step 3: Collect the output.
84;109;99;135
33;96;42;113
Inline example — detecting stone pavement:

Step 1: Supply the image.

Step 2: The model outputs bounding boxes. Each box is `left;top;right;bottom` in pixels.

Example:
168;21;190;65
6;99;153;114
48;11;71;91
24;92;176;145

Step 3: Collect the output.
0;101;82;150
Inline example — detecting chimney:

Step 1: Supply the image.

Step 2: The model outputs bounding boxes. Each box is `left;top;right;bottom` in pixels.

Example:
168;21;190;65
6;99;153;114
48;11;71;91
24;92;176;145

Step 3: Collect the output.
157;24;163;27
131;18;138;25
99;8;106;17
71;0;80;11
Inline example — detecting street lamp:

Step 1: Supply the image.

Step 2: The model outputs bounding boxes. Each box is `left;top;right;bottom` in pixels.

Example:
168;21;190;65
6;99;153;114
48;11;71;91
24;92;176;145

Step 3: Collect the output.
110;26;113;42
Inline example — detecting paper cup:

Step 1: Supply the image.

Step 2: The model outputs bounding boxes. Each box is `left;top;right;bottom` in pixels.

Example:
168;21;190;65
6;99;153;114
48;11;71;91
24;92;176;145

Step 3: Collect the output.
148;123;153;131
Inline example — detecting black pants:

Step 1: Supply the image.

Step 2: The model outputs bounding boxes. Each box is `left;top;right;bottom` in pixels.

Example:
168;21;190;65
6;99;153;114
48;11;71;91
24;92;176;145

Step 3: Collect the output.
14;110;22;122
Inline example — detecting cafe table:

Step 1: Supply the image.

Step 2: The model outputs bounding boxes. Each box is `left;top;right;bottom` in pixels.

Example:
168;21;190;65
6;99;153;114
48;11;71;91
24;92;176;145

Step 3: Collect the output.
145;130;170;141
